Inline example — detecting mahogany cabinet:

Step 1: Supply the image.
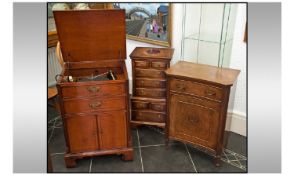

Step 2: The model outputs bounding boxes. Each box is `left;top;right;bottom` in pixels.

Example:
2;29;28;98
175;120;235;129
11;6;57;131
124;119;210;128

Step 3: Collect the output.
165;61;240;166
130;47;174;128
54;10;133;168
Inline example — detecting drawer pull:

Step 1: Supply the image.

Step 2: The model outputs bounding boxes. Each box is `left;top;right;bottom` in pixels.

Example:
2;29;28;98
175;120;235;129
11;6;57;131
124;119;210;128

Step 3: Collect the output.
188;116;199;124
176;84;186;91
87;86;100;93
153;105;163;110
89;102;101;108
138;103;146;108
205;89;216;96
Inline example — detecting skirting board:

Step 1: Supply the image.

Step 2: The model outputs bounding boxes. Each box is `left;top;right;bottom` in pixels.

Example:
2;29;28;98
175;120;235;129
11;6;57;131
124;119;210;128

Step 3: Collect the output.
225;110;247;137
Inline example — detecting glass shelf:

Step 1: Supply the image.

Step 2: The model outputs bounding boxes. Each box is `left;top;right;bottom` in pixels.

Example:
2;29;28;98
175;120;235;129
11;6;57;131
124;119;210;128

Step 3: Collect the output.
184;33;234;44
181;3;237;68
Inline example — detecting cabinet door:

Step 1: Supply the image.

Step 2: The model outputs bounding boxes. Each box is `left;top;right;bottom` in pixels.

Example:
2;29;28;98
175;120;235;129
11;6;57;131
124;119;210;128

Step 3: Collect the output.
97;111;127;150
169;94;220;149
65;114;98;153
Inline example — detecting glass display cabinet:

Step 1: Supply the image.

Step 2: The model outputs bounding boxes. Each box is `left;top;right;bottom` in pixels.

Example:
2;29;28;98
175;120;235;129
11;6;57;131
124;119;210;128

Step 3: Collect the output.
181;3;237;68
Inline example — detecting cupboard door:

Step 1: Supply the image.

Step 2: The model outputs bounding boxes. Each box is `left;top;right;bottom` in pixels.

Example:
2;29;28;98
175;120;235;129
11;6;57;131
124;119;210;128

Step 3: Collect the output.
169;94;220;149
65;114;98;153
97;111;127;150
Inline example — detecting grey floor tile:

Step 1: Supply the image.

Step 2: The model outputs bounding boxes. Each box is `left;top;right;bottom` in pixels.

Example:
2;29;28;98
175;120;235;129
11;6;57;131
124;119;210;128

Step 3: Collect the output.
49;128;67;154
51;153;91;173
141;143;195;172
131;128;139;147
138;126;165;146
226;131;247;156
187;144;246;173
47;104;59;121
91;148;142;172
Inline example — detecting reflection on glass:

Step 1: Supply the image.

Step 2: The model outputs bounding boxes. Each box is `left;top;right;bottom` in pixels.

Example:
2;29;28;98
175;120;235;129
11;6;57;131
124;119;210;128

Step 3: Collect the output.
181;3;238;68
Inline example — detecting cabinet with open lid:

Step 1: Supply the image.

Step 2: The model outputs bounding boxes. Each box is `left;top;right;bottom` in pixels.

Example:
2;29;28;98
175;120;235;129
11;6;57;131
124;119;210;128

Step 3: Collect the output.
54;9;133;168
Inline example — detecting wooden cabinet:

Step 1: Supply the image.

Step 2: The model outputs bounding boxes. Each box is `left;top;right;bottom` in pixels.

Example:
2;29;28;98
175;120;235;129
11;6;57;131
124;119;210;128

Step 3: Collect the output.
165;61;240;166
54;10;133;168
130;47;174;128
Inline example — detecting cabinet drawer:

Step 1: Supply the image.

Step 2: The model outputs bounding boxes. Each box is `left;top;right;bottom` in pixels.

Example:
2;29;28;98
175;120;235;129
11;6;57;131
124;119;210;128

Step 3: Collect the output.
131;99;166;112
151;61;167;69
150;102;166;112
63;96;126;114
135;68;165;78
135;78;166;88
61;84;125;99
132;110;165;123
131;100;149;110
170;78;223;101
134;60;149;68
135;88;166;98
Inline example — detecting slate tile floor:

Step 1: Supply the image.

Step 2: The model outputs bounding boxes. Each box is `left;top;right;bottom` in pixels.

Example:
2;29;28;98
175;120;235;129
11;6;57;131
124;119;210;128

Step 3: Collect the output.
48;103;247;173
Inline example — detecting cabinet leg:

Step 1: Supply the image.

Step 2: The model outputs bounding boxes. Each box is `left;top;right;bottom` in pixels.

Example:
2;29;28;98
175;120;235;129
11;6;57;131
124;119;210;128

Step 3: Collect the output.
64;156;77;168
213;156;221;167
122;151;133;161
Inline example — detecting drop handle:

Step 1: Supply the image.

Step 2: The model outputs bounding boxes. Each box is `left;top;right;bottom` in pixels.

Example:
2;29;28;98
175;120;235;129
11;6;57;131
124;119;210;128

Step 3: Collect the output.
205;89;216;96
87;86;100;93
188;116;199;123
176;84;186;91
89;102;101;108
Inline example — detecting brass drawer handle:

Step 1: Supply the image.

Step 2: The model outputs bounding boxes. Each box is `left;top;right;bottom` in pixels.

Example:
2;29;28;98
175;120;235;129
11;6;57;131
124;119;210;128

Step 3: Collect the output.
188;116;199;124
157;72;163;76
176;84;186;91
87;86;100;93
154;105;163;110
205;89;216;96
137;103;146;108
89;102;101;108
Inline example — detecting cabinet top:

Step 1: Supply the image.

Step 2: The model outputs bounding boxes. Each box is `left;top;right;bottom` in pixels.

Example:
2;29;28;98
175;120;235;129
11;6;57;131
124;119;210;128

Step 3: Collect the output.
130;47;174;60
54;9;126;63
165;61;240;86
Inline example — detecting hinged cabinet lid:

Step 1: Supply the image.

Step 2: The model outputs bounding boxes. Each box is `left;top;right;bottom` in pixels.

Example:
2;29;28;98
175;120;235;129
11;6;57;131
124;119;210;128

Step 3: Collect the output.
54;9;126;63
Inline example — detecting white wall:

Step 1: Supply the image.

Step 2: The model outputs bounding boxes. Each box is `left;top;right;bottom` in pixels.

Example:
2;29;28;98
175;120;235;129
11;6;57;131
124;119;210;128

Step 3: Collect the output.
228;4;247;115
226;4;247;136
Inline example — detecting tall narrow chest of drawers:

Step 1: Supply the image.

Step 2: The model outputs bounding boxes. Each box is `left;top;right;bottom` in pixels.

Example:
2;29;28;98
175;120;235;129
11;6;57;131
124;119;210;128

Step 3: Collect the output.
165;61;240;166
130;47;174;128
